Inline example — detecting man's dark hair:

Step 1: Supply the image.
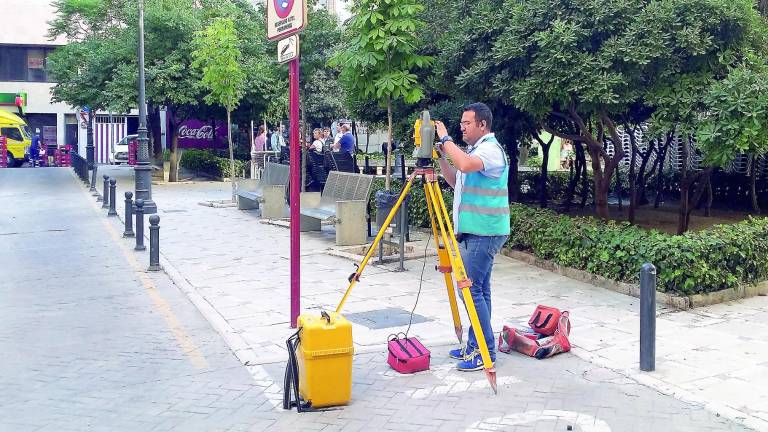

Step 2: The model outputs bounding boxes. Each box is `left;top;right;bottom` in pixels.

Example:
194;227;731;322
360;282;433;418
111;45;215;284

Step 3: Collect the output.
464;102;493;131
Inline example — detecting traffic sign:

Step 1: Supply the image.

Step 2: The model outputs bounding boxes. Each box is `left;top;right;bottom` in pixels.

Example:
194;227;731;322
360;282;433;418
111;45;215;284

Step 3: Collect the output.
266;0;306;41
277;35;299;64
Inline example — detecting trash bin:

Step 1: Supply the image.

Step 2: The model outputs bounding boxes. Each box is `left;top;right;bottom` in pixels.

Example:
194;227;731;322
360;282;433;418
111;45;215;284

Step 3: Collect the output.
375;189;402;231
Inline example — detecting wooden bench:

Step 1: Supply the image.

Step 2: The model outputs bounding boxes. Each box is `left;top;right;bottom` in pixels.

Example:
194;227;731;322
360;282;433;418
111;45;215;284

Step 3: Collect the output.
299;171;374;246
236;162;290;219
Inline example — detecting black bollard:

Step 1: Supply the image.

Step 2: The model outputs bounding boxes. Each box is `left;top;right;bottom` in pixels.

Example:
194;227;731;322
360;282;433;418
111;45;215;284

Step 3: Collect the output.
90;165;99;195
108;178;118;216
101;175;109;207
134;199;146;251
123;192;135;237
148;215;161;271
640;262;657;372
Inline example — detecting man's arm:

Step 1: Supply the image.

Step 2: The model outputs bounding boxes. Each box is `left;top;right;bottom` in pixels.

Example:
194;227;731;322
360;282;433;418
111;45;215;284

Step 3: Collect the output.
434;121;484;173
438;156;457;188
442;140;484;173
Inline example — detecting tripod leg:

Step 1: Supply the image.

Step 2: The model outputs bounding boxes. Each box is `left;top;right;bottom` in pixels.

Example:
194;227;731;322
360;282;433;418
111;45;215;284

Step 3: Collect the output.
336;171;419;313
425;180;498;394
424;182;463;343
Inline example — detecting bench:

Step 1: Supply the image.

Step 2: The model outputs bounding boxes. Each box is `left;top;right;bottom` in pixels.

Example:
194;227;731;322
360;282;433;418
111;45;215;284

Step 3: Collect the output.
300;171;374;246
236;162;290;219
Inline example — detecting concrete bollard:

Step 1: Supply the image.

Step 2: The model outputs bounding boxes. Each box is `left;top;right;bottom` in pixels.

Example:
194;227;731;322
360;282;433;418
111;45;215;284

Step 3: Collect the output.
123;192;135;237
148;215;161;271
90;165;98;195
640;262;657;372
134;199;146;251
100;174;109;203
108;179;118;216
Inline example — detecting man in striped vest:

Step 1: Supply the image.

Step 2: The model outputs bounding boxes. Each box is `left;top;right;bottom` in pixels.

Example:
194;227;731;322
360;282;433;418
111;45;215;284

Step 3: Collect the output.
435;103;510;371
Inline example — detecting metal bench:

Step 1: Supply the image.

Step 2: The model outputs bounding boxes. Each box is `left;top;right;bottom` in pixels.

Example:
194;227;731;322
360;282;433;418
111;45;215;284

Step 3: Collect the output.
299;171;374;246
236;162;290;219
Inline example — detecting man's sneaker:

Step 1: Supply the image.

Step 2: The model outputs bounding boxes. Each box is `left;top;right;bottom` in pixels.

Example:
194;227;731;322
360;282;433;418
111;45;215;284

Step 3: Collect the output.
456;349;494;371
448;345;470;360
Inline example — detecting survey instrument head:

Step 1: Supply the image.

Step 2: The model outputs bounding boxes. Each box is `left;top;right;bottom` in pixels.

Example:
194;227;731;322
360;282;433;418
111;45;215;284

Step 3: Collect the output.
413;110;437;167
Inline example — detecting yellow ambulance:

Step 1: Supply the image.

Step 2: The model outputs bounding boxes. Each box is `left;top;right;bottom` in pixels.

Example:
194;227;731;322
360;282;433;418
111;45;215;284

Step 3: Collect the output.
0;110;32;167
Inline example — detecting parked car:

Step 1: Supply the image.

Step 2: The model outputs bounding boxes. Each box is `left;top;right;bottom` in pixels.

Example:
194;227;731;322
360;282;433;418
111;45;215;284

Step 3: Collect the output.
109;134;137;165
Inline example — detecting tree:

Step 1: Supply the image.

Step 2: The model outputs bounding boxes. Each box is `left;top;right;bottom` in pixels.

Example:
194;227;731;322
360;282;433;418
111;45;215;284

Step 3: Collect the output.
698;57;768;214
330;0;432;190
462;0;761;219
192;17;247;200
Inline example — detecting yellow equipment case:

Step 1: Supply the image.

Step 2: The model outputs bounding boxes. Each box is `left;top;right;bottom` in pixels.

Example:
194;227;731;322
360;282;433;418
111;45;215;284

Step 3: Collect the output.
296;311;353;408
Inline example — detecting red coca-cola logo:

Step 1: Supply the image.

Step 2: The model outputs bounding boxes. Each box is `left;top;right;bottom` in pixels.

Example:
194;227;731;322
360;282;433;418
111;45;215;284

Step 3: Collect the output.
179;125;214;140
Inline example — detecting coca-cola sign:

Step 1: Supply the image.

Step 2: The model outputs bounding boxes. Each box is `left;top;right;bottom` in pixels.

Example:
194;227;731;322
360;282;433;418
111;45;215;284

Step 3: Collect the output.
179;124;214;140
176;119;226;149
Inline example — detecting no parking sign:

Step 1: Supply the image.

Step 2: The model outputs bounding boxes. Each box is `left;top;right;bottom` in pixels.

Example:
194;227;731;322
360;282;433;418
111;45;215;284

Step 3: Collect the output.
266;0;306;41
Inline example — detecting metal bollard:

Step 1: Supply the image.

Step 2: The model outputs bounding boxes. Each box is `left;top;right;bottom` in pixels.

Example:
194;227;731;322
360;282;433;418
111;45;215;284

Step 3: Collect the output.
108;178;118;216
90;165;99;195
134;199;146;251
123;192;135;237
101;175;109;206
148;215;161;271
640;262;657;372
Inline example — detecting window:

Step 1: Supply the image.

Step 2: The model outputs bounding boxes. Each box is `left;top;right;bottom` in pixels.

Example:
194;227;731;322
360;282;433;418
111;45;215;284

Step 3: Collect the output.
1;127;24;142
0;45;55;82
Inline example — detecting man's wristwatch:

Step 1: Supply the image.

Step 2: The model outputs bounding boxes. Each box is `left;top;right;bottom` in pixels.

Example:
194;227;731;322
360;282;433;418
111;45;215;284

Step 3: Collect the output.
439;135;453;145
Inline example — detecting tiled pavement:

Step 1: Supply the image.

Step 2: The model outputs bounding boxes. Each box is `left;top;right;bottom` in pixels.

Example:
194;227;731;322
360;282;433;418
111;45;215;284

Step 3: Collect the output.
0;166;760;431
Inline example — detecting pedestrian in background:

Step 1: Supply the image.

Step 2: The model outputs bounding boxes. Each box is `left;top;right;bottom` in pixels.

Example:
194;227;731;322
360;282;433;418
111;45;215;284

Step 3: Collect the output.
253;125;266;152
29;128;41;168
322;127;333;152
334;121;355;155
310;128;324;154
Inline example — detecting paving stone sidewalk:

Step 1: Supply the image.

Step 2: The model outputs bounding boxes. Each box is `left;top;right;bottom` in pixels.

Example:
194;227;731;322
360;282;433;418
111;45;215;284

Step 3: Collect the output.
101;165;768;431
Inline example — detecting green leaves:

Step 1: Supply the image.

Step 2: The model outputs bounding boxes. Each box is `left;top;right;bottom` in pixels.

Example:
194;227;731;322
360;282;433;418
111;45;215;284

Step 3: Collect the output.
507;203;768;295
191;17;246;112
329;0;432;106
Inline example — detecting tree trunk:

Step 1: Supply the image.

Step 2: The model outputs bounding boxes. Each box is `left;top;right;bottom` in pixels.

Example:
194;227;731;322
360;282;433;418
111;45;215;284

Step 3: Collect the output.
577;143;589;209
747;155;760;213
168;127;180;183
227;109;236;201
148;105;164;180
704;174;713;217
506;139;519;202
615;166;623;212
300;98;307;192
562;140;582;212
677;134;691;234
535;135;554;208
594;172;610;219
654;138;669;209
628;137;637;224
635;139;657;206
385;97;393;191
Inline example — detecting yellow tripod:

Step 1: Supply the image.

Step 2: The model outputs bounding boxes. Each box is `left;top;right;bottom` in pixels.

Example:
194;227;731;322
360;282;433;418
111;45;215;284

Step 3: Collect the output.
335;166;498;394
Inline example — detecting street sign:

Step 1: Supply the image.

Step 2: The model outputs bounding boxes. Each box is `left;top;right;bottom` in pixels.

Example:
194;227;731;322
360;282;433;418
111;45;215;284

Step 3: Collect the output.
266;0;306;41
277;35;299;64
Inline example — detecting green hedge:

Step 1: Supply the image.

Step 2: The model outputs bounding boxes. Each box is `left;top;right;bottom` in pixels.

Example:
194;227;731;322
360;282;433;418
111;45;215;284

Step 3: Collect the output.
507;204;768;294
369;177;454;228
180;149;249;178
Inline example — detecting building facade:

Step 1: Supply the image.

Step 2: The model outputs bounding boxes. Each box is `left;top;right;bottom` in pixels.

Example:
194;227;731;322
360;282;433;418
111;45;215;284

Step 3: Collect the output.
0;0;138;163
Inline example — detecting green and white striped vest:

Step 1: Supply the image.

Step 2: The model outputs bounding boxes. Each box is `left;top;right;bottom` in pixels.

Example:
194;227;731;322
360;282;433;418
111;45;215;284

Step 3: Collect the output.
457;136;510;236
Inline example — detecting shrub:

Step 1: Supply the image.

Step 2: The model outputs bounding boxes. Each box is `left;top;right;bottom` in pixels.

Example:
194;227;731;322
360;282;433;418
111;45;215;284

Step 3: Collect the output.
507;204;768;294
369;176;454;228
180;149;249;178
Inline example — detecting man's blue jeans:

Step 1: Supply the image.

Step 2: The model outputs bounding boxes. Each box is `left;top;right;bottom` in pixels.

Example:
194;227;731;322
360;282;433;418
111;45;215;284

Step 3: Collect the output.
457;234;508;361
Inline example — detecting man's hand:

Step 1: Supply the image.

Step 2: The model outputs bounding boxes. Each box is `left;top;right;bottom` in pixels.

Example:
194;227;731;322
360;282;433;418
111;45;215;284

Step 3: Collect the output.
435;120;449;140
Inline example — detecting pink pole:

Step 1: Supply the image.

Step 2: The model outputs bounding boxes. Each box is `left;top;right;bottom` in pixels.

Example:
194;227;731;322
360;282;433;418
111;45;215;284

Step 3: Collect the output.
289;57;301;328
